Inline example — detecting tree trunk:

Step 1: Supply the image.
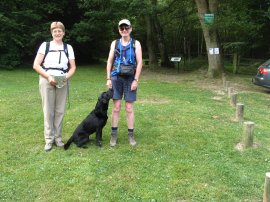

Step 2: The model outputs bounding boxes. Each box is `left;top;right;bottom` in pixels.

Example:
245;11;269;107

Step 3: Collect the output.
197;30;201;56
145;15;158;67
152;15;171;67
200;32;204;56
195;0;224;78
151;0;172;67
233;52;239;74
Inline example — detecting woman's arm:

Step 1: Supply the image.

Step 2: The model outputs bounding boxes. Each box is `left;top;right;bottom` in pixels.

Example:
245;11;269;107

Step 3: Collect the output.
33;53;50;79
66;59;76;80
106;41;116;89
134;40;142;81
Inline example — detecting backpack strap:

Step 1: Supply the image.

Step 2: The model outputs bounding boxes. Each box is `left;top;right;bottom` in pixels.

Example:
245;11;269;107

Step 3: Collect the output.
41;42;50;66
45;42;50;58
63;43;70;72
114;38;136;59
63;43;69;59
132;38;136;52
114;39;120;58
130;38;136;65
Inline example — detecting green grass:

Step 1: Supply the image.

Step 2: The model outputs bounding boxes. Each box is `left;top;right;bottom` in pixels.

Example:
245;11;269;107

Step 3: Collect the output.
1;65;270;201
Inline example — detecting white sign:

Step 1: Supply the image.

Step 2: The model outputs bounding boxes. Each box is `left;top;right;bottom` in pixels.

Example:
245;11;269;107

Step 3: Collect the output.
209;48;219;55
171;57;181;62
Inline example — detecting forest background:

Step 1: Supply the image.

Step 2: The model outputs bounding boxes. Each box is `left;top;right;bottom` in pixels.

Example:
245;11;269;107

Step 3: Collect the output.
1;0;270;74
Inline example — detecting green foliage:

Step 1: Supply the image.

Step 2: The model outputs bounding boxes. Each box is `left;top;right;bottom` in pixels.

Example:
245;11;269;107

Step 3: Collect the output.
1;0;270;68
0;53;21;70
218;0;269;57
71;0;128;61
1;65;270;201
159;0;199;56
223;42;248;54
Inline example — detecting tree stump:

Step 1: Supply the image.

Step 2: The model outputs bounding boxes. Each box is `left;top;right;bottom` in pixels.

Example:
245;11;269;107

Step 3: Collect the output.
236;103;244;122
228;87;234;98
230;93;237;107
263;172;270;202
242;121;254;148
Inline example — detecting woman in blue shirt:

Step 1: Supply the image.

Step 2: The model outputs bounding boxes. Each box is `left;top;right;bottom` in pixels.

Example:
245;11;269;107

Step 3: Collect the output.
106;19;143;147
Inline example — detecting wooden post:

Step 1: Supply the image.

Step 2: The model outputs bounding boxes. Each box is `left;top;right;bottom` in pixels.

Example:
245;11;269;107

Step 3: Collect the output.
222;73;226;87
236;103;244;122
225;81;230;91
242;121;254;148
263;172;270;202
230;93;237;107
228;87;234;98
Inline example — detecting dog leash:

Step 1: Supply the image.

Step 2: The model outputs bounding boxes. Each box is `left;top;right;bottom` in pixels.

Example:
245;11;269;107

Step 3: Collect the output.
67;80;71;109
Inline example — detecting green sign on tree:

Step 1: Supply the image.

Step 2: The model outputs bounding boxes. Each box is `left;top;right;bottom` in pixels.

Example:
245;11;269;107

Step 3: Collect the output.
204;13;214;24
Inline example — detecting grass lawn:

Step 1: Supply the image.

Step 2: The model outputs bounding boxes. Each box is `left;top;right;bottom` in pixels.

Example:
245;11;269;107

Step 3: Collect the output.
1;64;270;201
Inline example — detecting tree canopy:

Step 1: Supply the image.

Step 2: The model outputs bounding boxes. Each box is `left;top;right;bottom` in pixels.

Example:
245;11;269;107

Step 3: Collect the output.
1;0;270;72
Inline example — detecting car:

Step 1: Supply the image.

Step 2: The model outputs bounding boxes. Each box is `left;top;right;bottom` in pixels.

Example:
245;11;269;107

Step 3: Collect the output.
253;59;270;89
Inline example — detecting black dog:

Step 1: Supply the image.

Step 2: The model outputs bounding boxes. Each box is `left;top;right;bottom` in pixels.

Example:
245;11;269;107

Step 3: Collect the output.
64;89;113;150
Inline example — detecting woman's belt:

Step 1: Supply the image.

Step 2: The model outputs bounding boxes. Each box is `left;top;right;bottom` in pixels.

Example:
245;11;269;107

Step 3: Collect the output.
42;67;69;73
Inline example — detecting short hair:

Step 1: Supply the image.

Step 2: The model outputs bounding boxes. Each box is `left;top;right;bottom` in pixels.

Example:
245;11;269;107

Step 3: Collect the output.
50;21;65;32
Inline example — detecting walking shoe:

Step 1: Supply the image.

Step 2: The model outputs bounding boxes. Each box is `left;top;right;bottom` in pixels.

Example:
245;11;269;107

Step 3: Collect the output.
55;141;64;147
128;133;136;146
110;133;117;147
44;143;53;152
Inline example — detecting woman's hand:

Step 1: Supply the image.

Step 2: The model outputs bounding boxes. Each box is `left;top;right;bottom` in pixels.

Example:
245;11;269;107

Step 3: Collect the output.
48;76;57;86
131;79;138;91
106;79;112;89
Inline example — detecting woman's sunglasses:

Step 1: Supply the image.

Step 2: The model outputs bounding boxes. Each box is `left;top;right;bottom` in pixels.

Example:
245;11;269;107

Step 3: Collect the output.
119;25;130;31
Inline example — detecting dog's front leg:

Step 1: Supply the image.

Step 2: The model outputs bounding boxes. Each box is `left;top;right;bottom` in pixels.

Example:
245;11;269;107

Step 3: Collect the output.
95;128;102;147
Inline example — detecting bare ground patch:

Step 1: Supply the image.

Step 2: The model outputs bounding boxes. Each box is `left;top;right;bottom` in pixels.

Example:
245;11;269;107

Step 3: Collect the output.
138;98;170;104
141;67;265;95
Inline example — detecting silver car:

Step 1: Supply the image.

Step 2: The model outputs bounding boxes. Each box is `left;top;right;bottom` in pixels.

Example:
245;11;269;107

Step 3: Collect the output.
253;59;270;88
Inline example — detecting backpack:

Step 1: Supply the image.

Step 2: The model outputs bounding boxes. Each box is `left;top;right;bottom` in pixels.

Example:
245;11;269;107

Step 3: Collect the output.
42;42;70;73
44;42;69;60
114;38;136;60
111;38;136;76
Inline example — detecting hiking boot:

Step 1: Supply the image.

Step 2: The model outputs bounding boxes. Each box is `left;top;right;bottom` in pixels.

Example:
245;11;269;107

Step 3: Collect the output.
128;133;136;146
110;133;117;147
55;141;64;147
44;143;53;152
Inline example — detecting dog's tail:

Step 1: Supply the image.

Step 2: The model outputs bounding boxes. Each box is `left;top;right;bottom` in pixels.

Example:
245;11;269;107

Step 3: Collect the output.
64;136;74;150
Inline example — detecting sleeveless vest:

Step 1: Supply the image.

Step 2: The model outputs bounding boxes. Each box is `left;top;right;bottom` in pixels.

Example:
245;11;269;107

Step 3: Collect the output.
113;38;136;67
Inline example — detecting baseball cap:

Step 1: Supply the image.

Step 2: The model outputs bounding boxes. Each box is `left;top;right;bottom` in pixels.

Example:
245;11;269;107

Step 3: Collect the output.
118;19;131;27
